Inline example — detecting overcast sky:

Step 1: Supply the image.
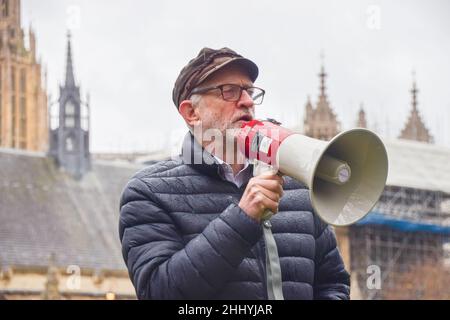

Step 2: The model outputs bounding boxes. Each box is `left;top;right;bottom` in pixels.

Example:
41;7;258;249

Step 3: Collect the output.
21;0;450;152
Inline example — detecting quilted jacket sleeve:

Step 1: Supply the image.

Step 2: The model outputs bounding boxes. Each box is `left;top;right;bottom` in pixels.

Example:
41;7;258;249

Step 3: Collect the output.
313;216;351;300
119;177;263;299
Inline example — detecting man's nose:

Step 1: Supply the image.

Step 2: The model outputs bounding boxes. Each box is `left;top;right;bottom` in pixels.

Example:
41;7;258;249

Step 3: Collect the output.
237;89;254;109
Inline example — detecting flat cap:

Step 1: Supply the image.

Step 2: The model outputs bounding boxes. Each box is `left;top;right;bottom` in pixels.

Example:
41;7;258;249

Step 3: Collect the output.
172;47;259;108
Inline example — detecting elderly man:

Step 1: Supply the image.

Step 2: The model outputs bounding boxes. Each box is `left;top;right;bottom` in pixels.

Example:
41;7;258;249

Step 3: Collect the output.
119;47;350;300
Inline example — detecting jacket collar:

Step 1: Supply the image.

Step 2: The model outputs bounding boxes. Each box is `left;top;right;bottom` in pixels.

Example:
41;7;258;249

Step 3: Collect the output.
180;132;222;178
180;131;254;185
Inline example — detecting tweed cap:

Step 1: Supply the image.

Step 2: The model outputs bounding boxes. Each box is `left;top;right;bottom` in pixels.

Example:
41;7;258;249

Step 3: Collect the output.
172;47;259;108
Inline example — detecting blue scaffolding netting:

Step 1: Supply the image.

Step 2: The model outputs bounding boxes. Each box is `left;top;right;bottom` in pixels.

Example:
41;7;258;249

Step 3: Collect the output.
356;211;450;235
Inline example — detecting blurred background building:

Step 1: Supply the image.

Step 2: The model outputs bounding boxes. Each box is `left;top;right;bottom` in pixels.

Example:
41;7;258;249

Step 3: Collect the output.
0;0;47;151
301;62;450;300
0;0;137;299
1;0;449;300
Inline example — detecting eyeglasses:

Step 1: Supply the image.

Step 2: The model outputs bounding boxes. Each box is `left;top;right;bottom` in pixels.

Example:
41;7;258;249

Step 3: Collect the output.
190;84;265;105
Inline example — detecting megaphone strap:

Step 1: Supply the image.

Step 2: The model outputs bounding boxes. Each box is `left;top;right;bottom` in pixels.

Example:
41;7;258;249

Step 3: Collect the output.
263;222;284;300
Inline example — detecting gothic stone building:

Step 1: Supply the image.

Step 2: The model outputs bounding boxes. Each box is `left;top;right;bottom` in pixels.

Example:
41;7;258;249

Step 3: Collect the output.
48;33;90;179
303;64;341;141
0;1;139;299
0;0;48;151
398;78;433;143
301;62;448;300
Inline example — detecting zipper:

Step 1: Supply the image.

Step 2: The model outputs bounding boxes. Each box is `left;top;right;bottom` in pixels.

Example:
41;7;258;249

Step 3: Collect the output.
257;237;268;299
237;183;268;299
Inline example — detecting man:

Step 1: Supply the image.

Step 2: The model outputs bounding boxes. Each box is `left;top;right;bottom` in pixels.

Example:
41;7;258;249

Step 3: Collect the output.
119;47;350;299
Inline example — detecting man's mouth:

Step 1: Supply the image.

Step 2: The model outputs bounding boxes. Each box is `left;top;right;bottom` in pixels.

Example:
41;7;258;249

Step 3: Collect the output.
234;114;253;123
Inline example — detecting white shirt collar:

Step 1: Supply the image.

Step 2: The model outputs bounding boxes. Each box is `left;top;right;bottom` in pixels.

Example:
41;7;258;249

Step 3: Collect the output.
212;155;252;188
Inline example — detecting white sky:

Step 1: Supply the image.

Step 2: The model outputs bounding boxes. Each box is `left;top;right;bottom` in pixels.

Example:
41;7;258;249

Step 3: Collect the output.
21;0;450;152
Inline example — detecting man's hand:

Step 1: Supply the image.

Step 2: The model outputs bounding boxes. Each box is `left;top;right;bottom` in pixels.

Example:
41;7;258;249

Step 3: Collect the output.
238;173;284;222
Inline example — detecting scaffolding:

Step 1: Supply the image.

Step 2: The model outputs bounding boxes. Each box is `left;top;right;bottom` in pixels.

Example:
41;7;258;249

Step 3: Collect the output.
350;185;450;300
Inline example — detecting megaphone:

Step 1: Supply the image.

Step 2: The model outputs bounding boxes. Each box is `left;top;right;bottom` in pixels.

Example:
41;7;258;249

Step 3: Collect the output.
237;119;388;226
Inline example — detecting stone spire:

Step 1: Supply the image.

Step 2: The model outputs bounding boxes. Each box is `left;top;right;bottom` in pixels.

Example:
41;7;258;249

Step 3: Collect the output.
319;67;327;102
48;32;91;179
357;104;367;128
65;31;76;88
303;52;340;141
398;73;433;143
305;95;313;118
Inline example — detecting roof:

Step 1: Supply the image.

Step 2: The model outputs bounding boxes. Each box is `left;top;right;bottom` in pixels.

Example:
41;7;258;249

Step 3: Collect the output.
0;148;143;271
383;139;450;194
357;211;450;234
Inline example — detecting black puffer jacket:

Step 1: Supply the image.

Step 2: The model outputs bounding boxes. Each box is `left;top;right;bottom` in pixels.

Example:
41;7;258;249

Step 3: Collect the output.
119;133;350;299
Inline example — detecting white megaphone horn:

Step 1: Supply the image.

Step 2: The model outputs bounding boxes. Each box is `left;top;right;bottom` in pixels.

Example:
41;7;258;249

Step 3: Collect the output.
237;119;389;226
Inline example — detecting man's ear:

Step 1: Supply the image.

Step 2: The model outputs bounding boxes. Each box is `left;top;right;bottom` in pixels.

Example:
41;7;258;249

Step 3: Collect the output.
178;100;200;127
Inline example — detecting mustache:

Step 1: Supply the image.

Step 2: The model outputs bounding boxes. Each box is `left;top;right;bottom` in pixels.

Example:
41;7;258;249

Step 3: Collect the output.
232;113;254;122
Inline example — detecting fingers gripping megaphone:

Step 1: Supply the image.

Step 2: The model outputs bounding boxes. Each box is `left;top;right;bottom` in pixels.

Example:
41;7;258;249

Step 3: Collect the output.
237;119;389;226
